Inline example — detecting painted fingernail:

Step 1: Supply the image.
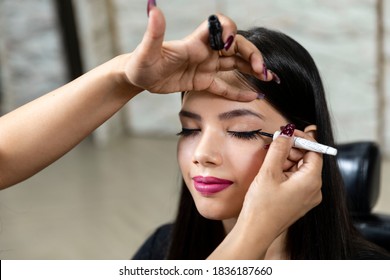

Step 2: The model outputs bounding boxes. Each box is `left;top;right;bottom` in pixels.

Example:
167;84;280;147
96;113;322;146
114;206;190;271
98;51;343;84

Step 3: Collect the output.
273;73;281;84
269;70;281;84
147;0;156;17
264;144;270;150
263;63;268;80
280;123;295;137
257;92;265;99
224;35;234;51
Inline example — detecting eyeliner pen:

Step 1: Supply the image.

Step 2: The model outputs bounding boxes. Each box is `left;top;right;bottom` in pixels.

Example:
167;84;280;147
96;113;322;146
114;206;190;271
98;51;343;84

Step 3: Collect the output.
259;130;338;156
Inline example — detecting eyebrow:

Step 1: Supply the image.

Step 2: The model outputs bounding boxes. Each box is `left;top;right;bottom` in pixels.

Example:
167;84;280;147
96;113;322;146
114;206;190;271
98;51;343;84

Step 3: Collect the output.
218;109;264;121
179;109;264;121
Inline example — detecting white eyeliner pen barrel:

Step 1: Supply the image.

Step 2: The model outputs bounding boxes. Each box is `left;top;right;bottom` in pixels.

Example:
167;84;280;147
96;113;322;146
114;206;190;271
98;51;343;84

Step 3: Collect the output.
273;131;338;156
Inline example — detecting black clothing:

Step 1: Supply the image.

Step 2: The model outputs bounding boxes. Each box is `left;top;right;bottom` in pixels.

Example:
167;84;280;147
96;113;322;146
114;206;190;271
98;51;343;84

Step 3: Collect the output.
132;224;172;260
132;223;390;260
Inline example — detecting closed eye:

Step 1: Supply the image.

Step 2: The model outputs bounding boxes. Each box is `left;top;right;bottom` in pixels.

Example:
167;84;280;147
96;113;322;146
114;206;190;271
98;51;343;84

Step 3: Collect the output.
227;129;263;140
176;128;201;137
177;128;264;140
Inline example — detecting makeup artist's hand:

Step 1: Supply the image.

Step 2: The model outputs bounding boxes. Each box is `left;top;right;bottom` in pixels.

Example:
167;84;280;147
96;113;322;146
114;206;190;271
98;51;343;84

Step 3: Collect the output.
243;125;323;235
210;125;323;259
123;3;274;101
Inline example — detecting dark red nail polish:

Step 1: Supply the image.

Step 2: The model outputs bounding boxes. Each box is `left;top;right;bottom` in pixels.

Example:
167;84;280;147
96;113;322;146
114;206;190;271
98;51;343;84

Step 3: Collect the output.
269;70;281;84
263;63;268;80
224;35;234;51
264;144;270;150
147;0;156;17
273;72;281;84
280;123;295;137
257;92;265;99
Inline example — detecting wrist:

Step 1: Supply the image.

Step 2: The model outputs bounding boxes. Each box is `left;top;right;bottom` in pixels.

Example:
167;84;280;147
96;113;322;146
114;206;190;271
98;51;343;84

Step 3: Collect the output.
233;217;274;258
108;54;144;100
208;216;275;260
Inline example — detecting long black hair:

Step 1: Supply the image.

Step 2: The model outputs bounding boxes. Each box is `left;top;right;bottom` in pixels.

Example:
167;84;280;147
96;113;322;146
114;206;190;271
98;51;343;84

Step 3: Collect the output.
167;27;387;259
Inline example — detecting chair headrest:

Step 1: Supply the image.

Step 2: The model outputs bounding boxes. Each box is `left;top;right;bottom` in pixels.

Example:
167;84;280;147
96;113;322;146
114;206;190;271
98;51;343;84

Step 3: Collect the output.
336;141;381;215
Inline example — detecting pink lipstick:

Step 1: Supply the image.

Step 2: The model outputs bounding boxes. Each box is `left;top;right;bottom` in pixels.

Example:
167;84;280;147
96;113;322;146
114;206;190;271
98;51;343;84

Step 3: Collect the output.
193;176;233;195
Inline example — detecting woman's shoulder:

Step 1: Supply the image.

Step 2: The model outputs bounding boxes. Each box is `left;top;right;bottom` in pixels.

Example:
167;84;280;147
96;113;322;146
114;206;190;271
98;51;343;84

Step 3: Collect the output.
132;223;173;260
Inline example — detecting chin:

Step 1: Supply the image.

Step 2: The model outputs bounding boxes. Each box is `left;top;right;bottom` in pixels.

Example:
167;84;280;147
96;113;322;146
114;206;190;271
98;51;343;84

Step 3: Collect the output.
196;205;239;221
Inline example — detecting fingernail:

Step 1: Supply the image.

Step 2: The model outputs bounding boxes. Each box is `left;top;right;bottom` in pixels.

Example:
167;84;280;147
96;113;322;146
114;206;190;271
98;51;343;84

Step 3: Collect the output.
257;92;265;99
147;0;157;17
269;70;281;84
224;35;234;51
280;123;295;137
264;144;270;150
263;63;268;80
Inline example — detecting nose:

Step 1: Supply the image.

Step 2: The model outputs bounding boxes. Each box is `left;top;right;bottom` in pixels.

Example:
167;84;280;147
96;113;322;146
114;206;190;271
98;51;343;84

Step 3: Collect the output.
192;129;223;166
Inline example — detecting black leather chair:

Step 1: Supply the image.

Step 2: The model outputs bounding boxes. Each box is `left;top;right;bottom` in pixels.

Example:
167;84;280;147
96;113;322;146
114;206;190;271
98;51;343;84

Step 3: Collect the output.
336;141;390;251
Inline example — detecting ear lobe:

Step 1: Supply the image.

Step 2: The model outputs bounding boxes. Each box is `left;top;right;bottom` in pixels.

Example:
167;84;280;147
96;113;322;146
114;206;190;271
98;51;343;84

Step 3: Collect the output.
304;124;317;139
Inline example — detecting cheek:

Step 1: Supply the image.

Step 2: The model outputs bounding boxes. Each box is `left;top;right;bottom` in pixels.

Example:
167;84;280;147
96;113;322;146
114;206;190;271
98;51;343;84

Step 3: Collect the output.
177;138;193;176
228;143;267;190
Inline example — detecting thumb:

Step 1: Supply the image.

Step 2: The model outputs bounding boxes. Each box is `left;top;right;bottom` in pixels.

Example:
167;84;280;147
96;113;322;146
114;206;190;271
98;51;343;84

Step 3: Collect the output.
260;129;294;177
140;6;166;60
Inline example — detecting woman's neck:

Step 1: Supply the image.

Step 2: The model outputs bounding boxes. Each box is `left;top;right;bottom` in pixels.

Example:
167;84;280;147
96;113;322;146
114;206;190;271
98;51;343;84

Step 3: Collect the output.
222;218;288;260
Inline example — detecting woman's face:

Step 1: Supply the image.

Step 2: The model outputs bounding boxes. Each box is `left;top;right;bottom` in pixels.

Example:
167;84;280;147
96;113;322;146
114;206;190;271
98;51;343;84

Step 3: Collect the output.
177;86;288;221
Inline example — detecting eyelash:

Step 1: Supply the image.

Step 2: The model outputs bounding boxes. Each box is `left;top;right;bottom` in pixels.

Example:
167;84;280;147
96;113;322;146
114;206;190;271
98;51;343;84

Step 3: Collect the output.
176;128;263;140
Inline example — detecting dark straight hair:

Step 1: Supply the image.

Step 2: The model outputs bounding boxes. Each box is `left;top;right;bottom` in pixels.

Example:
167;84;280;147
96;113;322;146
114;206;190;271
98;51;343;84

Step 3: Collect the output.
167;27;387;259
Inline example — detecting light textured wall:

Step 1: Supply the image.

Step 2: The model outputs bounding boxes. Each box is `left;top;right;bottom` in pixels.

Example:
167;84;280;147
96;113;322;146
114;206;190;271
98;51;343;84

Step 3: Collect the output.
384;0;390;155
0;0;67;112
73;0;125;145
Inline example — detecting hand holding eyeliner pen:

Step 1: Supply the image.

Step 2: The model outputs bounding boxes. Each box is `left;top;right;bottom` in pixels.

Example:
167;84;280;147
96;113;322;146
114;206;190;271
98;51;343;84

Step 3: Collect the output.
259;131;338;156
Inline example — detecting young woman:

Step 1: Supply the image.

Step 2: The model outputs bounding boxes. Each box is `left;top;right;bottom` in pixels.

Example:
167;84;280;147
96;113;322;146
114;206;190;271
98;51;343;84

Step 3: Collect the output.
133;26;390;260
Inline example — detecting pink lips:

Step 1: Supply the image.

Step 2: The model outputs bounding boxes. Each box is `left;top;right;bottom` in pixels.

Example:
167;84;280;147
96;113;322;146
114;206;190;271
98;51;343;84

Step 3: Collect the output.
193;176;233;195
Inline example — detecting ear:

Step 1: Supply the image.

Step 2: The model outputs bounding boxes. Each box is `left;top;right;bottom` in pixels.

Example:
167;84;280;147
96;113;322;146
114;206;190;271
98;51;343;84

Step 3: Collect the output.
304;124;317;140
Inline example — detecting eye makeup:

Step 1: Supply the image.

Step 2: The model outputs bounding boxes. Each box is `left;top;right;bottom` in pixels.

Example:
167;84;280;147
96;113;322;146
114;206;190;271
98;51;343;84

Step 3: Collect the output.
177;128;266;141
176;128;200;137
258;130;338;156
226;129;264;140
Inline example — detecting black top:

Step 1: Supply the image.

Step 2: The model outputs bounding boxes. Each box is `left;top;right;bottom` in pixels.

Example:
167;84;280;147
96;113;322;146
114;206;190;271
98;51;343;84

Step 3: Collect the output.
132;224;172;260
132;223;390;260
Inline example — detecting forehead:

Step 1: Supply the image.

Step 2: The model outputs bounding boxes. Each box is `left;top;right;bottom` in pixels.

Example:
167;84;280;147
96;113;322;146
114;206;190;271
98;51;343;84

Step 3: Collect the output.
181;70;286;123
181;90;285;124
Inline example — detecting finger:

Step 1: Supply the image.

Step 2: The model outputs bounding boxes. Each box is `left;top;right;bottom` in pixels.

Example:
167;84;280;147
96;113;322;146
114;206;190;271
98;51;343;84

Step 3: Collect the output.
185;13;237;50
138;7;166;62
214;13;238;47
287;147;305;163
222;34;274;81
283;159;298;171
299;149;323;174
218;56;260;76
207;78;258;101
260;134;294;179
293;129;317;142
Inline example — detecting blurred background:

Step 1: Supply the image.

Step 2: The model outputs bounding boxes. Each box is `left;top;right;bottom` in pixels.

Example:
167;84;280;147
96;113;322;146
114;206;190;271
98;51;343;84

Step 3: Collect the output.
0;0;389;259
